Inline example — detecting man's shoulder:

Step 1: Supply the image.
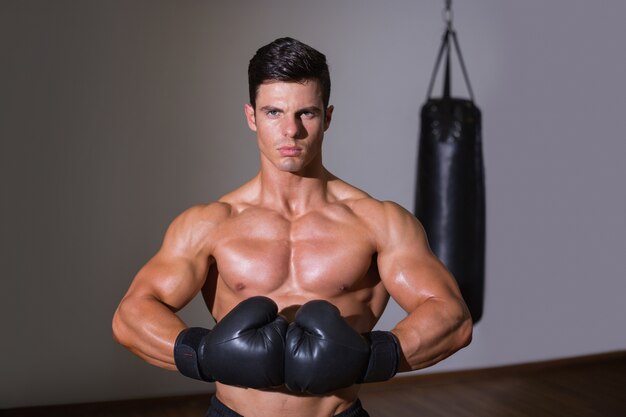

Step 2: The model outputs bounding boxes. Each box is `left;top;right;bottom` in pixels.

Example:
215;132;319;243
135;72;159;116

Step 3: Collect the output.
332;182;406;218
172;201;234;231
330;181;414;229
159;202;234;253
349;197;411;224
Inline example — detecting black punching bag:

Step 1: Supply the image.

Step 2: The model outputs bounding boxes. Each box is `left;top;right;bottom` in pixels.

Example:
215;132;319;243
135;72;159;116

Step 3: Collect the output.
415;27;485;323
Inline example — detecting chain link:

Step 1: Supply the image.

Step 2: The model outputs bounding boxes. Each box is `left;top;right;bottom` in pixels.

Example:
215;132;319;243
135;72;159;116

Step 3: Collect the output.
443;0;453;30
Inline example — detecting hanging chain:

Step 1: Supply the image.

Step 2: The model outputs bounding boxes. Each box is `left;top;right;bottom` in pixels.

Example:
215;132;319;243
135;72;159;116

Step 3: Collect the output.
443;0;453;30
428;0;476;101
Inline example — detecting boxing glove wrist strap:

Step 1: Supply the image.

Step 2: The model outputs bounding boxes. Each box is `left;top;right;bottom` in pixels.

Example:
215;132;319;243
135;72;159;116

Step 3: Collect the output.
173;327;214;382
360;331;401;383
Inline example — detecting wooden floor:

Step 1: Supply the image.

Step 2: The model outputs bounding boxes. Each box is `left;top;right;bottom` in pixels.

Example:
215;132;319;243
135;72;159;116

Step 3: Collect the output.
360;351;626;417
4;352;625;417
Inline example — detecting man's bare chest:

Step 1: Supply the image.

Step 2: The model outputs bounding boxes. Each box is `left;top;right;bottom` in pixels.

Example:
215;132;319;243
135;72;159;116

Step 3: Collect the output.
210;208;377;294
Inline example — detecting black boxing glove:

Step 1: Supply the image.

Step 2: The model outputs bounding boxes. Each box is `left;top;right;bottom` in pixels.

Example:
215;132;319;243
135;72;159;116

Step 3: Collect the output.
174;296;288;389
284;300;401;394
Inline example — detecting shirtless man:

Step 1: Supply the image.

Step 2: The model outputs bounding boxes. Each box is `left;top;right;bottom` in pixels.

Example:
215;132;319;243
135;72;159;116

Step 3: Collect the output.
112;37;472;417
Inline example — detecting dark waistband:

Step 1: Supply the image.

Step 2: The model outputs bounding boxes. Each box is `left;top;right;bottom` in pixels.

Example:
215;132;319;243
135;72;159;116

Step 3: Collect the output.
208;395;368;417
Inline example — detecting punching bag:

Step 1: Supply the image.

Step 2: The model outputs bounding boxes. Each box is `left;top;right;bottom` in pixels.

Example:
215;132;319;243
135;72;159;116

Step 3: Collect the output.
414;26;485;323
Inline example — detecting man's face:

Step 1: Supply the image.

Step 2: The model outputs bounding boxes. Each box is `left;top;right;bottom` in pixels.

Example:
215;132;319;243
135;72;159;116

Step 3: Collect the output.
245;80;333;174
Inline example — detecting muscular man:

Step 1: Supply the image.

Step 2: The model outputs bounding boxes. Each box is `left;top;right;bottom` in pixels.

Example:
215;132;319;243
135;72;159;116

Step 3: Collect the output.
112;37;472;417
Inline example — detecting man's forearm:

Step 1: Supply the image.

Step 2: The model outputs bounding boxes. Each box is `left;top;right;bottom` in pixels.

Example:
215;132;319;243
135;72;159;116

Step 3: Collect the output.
112;294;187;370
391;297;472;372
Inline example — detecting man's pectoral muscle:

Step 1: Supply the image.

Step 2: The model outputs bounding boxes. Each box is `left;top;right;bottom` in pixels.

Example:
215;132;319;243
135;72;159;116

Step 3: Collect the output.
206;203;386;325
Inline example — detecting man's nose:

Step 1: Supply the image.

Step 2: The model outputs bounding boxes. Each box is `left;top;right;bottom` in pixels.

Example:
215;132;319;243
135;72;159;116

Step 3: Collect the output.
282;116;302;138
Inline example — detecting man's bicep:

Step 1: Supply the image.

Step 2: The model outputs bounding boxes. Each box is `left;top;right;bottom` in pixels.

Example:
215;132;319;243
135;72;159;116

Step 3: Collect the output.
128;252;209;311
376;204;463;312
124;205;217;310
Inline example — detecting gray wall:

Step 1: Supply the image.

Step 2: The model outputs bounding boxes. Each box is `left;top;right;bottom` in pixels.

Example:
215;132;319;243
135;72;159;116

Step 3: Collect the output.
2;0;625;409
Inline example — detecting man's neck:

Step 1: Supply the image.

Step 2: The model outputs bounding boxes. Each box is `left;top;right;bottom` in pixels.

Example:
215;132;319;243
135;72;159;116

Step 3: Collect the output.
256;163;333;217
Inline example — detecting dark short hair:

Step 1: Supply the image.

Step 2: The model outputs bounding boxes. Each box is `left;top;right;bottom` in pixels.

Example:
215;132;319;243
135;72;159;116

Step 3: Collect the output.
248;37;331;110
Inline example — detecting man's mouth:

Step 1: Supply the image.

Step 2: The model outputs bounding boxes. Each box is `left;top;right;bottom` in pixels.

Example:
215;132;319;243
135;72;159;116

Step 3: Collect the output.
278;146;302;157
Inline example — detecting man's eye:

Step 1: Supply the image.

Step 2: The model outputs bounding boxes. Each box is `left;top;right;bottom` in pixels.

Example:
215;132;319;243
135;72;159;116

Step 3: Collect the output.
300;111;316;119
266;110;280;117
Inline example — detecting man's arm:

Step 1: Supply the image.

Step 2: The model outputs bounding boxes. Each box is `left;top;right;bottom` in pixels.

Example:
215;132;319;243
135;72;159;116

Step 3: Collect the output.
112;204;226;370
374;201;473;372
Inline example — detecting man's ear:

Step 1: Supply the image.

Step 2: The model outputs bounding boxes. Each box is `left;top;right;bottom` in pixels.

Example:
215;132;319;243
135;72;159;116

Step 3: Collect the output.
244;103;257;132
324;105;334;131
